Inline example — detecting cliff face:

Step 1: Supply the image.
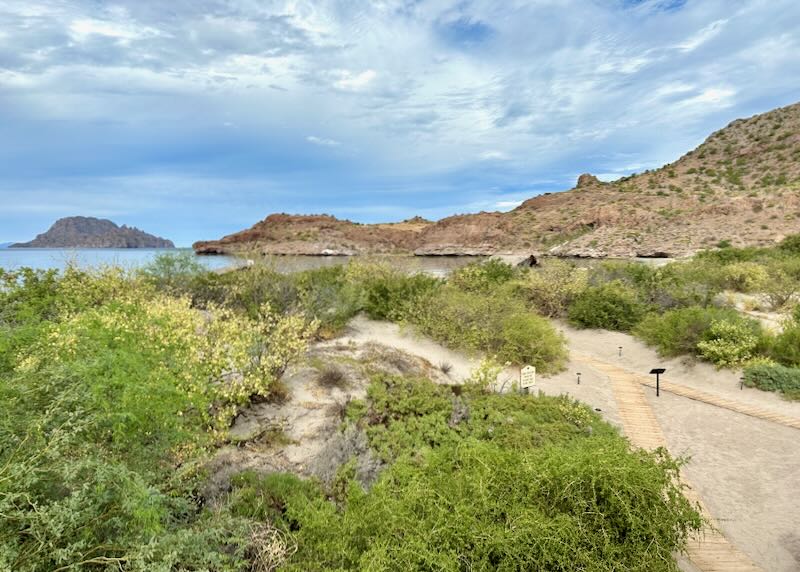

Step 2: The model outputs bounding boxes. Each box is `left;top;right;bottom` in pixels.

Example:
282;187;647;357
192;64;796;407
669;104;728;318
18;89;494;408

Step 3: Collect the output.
195;101;800;258
13;217;174;248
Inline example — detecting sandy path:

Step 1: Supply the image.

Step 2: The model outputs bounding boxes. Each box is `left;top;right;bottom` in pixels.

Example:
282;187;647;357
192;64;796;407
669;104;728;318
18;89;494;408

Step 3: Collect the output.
557;324;800;572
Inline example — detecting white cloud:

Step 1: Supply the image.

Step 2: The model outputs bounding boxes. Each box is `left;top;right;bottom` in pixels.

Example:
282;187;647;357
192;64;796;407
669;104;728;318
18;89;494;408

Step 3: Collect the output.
332;69;377;92
676;19;727;52
479;150;509;161
306;135;341;147
495;200;523;209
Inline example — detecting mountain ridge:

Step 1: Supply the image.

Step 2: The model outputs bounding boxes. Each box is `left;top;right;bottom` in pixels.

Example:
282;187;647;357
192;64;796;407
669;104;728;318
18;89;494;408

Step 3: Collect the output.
13;217;175;249
194;101;800;258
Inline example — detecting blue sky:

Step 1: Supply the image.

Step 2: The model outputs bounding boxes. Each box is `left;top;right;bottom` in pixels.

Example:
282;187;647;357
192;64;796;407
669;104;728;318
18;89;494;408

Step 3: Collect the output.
1;0;798;246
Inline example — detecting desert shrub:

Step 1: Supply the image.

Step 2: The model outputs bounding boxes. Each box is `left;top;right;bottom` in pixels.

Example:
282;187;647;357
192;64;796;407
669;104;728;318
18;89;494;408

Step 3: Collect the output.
743;363;800;400
0;269;315;571
140;250;208;295
408;285;567;372
696;318;763;367
293;265;362;336
512;259;587;317
235;376;702;572
568;281;648;331
719;261;769;292
362;271;441;321
449;258;517;292
634;306;747;358
769;320;800;367
763;268;799;310
777;233;800;254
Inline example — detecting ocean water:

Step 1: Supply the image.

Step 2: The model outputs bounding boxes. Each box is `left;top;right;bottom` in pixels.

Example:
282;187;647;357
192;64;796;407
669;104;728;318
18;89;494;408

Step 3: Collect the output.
0;248;238;272
0;248;483;277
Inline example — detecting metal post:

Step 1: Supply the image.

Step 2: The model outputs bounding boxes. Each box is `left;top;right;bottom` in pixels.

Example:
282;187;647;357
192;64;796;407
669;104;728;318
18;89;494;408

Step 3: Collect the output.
649;368;665;397
576;372;581;385
618;346;622;357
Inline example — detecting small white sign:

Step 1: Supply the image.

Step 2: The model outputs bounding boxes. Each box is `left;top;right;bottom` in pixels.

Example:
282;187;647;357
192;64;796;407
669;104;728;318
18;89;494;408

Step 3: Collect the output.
520;365;536;389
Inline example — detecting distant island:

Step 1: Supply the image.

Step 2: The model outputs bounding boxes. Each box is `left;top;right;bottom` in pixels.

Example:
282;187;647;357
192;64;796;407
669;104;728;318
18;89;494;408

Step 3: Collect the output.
12;217;174;249
0;242;13;249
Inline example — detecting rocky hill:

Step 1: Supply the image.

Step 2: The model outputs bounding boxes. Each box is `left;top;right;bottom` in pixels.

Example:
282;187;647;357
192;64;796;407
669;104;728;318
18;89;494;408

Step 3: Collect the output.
194;214;431;255
13;217;174;249
194;101;800;258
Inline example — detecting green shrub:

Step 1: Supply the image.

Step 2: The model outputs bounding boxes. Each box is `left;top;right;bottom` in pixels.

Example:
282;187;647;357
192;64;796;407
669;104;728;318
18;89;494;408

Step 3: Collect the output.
777;233;800;254
634;306;746;358
769;321;800;366
409;285;567;372
513;259;587;317
743;363;800;400
0;268;314;571
568;281;647;331
719;262;769;292
362;271;441;322
696;318;763;367
449;258;517;292
140;250;208;295
236;376;702;572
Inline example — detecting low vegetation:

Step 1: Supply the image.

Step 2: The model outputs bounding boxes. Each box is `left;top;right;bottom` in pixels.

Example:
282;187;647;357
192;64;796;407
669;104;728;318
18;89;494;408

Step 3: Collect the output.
0;257;706;570
228;375;704;571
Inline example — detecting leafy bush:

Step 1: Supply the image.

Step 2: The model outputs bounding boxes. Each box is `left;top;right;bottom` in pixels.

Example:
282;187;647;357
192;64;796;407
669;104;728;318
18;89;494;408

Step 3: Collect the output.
696;318;763;367
777;233;800;254
513;259;587;317
635;306;747;358
140;250;208;295
360;269;441;322
449;258;517;292
0;268;315;571
408;285;567;373
233;375;702;572
743;363;800;400
769;321;800;367
568;281;648;331
719;261;769;292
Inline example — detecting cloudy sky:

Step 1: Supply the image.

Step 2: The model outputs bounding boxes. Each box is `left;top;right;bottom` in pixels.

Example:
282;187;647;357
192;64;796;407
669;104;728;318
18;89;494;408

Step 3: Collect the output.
1;0;798;245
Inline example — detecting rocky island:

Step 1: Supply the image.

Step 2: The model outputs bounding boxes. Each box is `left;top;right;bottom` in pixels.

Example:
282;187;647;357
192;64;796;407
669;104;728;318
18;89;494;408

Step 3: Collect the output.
194;101;800;259
13;216;174;249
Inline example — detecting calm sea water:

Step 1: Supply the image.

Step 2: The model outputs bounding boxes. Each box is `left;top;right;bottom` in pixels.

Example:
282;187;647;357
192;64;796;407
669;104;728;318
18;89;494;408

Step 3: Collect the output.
0;248;482;277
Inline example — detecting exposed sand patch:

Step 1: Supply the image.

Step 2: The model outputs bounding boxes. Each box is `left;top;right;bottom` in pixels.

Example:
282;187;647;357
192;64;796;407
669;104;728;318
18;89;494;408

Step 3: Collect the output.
204;339;448;500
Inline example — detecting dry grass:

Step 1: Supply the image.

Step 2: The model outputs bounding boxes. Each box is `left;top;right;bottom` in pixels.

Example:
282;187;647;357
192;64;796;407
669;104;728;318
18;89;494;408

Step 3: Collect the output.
249;522;298;572
317;365;348;388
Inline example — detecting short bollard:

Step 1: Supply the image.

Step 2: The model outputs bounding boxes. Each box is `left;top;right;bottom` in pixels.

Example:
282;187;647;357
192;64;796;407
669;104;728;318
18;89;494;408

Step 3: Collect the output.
576;372;581;385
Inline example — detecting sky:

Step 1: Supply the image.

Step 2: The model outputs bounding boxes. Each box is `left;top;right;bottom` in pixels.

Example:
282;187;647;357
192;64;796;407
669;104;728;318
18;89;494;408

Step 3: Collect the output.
1;0;799;246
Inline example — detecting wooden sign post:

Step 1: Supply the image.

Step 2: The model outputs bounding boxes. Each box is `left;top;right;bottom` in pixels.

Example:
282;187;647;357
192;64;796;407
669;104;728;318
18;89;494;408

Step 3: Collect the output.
520;365;536;393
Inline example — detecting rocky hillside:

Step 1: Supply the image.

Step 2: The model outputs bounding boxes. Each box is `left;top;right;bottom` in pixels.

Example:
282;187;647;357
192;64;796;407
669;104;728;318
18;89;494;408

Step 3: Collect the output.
13;217;174;248
195;101;800;258
194;214;431;255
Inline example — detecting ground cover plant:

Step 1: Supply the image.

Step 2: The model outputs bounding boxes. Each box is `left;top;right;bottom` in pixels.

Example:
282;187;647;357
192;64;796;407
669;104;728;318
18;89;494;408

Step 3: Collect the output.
227;374;704;571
